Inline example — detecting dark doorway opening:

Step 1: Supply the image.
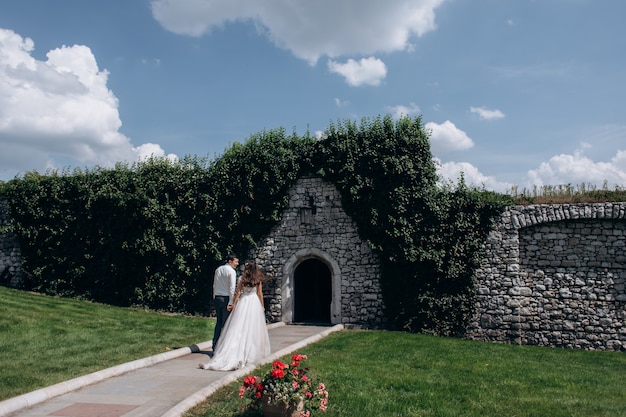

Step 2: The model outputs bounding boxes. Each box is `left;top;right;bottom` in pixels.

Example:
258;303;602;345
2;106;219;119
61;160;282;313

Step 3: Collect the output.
294;258;331;324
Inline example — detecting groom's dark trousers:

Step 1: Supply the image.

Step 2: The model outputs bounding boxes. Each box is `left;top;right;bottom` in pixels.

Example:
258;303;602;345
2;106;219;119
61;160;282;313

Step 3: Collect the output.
212;295;230;350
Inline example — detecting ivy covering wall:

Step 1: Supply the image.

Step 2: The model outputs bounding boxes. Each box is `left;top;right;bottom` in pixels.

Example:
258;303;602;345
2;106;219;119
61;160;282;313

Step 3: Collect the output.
0;115;512;335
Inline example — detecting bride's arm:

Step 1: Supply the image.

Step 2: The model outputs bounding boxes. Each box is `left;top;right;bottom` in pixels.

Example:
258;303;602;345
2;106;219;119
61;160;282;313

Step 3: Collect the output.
257;282;264;309
232;281;243;308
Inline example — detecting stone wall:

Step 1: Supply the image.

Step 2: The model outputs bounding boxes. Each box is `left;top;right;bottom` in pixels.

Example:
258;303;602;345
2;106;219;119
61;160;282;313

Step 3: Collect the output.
0;199;23;287
2;189;625;350
466;203;626;351
251;176;386;327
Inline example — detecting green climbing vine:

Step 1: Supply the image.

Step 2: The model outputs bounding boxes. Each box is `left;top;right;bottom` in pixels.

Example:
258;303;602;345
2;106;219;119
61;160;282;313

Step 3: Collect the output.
0;115;512;335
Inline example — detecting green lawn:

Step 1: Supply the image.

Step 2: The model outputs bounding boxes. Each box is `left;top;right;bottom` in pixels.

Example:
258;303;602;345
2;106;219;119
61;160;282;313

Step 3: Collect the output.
0;286;214;401
186;330;626;417
2;286;625;417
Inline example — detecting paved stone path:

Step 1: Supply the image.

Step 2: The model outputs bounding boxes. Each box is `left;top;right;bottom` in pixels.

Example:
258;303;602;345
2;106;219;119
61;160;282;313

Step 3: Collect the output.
0;323;343;417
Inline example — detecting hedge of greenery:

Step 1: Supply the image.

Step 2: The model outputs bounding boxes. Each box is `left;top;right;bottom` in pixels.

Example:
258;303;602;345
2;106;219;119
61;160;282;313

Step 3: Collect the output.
0;115;512;335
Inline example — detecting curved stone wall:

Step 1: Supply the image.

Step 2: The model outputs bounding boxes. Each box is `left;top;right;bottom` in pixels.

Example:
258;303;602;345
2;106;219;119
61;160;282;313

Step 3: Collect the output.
466;203;626;351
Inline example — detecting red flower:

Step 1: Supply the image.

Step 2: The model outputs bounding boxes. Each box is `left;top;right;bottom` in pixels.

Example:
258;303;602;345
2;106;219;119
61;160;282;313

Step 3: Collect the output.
238;353;328;414
243;375;257;387
271;368;285;379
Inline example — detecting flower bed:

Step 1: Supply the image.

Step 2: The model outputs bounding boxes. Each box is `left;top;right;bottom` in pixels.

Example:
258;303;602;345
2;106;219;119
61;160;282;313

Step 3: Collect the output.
239;354;329;417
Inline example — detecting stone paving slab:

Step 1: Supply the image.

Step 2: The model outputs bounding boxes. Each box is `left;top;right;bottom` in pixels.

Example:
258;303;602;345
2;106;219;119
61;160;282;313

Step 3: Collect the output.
1;323;343;417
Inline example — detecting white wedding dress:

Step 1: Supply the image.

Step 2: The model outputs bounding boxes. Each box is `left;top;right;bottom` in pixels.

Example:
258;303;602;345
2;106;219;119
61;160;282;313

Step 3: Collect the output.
200;285;271;371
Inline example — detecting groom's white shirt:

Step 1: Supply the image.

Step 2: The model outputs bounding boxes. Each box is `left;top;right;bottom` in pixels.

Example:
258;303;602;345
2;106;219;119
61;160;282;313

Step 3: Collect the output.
213;263;236;305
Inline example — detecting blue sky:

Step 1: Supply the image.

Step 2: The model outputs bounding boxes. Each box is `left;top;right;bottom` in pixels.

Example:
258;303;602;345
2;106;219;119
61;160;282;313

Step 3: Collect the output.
0;0;624;192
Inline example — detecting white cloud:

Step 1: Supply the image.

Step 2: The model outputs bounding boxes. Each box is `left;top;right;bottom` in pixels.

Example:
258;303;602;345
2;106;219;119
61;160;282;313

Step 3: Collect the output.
491;62;576;81
436;139;626;193
0;28;176;179
135;143;178;162
388;102;421;119
470;106;505;120
425;120;474;154
436;159;513;193
150;0;446;65
327;57;387;86
614;149;626;170
526;149;626;189
141;57;161;67
334;97;350;108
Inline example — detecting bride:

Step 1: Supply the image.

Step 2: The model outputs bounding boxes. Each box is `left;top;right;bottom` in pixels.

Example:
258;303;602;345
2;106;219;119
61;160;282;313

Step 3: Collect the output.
199;259;271;371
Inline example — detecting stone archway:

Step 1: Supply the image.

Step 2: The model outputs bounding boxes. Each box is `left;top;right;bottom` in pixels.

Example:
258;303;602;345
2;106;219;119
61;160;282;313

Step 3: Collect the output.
294;258;331;323
252;176;385;327
282;248;342;324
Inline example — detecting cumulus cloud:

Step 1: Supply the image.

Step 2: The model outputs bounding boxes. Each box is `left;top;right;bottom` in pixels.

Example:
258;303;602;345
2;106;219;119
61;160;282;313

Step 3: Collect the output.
0;28;176;179
327;57;387;86
470;106;505;120
150;0;446;64
435;146;626;194
425;120;474;154
334;97;350;108
526;149;626;189
436;159;514;193
388;102;421;119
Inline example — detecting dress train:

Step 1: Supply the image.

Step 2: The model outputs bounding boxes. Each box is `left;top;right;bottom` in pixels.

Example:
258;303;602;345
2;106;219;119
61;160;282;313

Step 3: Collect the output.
199;286;270;371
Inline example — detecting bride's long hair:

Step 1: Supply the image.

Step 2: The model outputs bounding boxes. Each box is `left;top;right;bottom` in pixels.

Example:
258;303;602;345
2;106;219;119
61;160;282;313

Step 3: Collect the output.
240;260;264;287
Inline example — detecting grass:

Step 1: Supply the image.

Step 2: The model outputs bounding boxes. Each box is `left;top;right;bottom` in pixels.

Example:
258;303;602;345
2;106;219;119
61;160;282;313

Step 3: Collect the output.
2;287;625;416
185;331;626;417
508;182;626;205
0;285;214;401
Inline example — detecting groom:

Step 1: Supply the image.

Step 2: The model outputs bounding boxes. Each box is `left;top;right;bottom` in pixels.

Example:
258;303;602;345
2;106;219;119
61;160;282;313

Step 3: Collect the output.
212;252;239;351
